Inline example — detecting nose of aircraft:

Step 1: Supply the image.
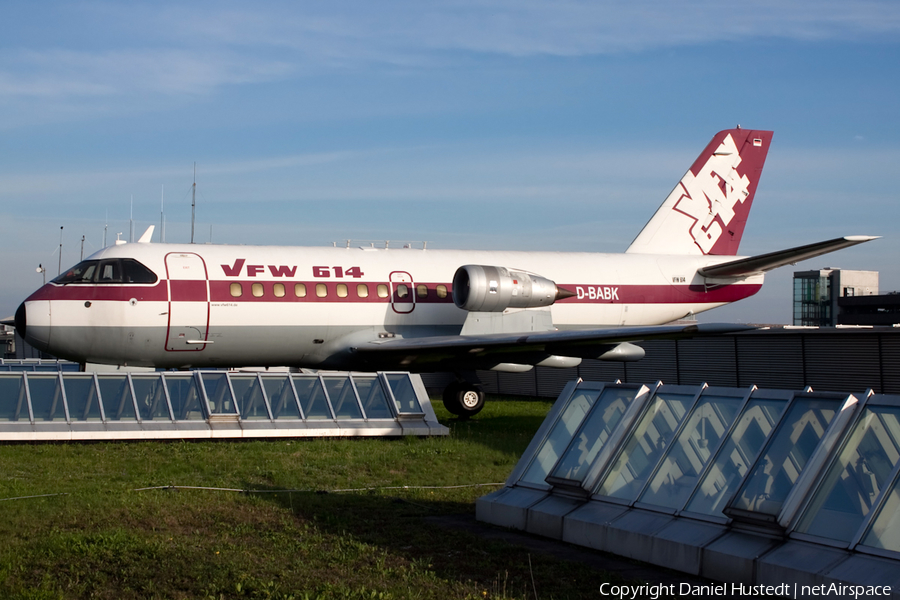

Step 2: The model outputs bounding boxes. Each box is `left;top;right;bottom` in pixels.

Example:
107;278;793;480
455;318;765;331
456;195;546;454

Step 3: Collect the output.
14;302;26;340
14;300;51;352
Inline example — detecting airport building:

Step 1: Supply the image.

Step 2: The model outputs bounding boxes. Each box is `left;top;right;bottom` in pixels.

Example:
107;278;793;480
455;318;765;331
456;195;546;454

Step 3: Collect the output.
793;269;879;326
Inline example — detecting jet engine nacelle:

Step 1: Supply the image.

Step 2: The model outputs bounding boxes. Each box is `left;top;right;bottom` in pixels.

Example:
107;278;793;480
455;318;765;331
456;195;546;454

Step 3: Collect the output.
452;264;570;312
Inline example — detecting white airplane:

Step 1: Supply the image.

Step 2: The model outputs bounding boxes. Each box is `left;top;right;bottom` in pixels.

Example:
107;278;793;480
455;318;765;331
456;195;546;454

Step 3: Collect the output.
14;128;876;416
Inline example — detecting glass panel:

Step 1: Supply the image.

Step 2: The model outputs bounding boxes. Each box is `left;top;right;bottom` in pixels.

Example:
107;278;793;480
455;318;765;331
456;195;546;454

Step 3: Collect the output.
796;406;900;543
97;375;137;421
548;387;638;483
53;259;98;284
729;396;839;517
292;376;331;420
594;391;696;501
354;376;393;419
63;375;102;421
861;471;900;552
230;375;269;420
165;374;206;421
0;376;28;421
386;374;422;414
639;394;743;510
324;376;362;419
121;258;158;284
519;388;603;486
262;376;301;419
27;374;67;421
201;373;237;415
685;398;786;516
132;375;171;420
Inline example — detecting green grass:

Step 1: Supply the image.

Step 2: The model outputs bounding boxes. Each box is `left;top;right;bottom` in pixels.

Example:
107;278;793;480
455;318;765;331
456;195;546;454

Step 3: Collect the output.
0;398;631;599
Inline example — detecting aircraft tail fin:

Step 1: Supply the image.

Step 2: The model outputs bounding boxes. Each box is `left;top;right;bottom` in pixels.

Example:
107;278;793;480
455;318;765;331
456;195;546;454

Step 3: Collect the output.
626;128;773;256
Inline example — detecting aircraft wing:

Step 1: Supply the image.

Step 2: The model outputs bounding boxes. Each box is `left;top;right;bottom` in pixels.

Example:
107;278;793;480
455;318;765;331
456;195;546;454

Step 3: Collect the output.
697;236;879;279
350;322;755;372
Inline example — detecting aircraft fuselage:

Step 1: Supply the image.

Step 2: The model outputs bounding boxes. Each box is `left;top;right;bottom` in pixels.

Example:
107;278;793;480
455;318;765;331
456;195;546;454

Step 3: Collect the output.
18;242;762;369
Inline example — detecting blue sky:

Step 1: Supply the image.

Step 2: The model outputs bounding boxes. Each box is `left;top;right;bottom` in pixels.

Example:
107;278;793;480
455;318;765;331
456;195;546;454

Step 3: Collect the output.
2;1;898;323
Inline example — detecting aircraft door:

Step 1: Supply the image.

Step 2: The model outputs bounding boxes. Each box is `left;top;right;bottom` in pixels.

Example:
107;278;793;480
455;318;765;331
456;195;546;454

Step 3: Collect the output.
165;252;210;352
389;271;415;314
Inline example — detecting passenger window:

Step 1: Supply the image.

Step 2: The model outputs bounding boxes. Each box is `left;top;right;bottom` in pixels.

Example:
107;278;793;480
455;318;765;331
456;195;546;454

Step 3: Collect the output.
357;284;369;298
377;284;389;298
273;283;285;298
316;284;327;298
230;283;242;298
396;284;409;299
416;284;428;298
336;284;348;298
295;283;307;298
436;284;448;299
252;283;264;298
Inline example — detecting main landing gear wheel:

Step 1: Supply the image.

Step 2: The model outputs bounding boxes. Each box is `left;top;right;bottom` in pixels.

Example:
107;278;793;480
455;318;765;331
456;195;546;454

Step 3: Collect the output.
442;382;485;419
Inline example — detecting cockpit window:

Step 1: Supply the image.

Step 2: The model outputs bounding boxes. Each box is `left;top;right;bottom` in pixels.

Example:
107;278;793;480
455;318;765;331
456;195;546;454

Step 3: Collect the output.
120;259;157;283
54;261;98;284
99;261;121;282
53;259;158;285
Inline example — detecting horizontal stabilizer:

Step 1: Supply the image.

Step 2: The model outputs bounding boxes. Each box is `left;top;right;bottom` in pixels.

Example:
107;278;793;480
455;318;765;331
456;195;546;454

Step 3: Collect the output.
697;236;879;279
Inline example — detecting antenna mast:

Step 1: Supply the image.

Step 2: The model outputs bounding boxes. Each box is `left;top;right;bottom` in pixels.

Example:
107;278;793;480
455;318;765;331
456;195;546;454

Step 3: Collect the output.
191;162;196;244
160;184;166;243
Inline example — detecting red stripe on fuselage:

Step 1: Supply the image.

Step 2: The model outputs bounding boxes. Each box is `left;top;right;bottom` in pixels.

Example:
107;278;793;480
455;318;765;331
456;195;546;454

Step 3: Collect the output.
561;283;761;304
169;279;209;301
27;280;761;305
207;281;456;303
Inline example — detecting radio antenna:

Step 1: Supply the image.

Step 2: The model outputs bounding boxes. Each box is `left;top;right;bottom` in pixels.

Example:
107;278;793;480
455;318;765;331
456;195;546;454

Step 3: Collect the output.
58;226;63;275
191;162;196;244
160;184;166;243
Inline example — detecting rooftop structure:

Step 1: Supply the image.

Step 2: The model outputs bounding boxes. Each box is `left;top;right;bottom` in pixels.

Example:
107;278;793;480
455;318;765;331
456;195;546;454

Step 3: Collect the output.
0;370;446;441
478;380;900;595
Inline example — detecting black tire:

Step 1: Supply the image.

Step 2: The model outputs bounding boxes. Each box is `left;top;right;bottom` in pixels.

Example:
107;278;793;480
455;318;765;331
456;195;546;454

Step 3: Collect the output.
442;382;485;419
442;381;463;416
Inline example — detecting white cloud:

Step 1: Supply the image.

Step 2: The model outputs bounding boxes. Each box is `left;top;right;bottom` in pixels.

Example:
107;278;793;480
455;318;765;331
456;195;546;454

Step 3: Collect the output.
0;48;291;99
3;1;899;102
